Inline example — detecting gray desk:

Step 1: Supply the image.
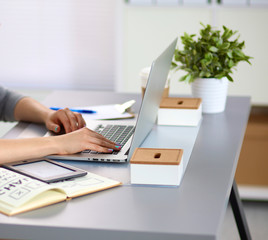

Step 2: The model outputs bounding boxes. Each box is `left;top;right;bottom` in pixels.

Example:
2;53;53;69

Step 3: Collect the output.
0;91;251;240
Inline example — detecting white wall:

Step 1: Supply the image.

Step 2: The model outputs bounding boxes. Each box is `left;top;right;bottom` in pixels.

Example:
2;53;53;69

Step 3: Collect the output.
121;5;268;105
0;0;118;90
217;7;268;105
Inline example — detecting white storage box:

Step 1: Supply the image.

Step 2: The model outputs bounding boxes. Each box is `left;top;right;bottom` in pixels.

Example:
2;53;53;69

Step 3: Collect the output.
158;97;202;126
130;148;184;186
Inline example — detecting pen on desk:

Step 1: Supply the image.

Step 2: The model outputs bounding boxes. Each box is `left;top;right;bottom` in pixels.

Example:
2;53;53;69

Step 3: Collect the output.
50;107;97;114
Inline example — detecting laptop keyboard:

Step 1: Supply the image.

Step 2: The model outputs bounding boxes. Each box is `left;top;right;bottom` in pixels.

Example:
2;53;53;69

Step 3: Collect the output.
82;124;134;155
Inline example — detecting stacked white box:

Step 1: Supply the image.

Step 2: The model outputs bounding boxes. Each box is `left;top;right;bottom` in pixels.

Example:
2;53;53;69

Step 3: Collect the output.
158;97;202;126
130;148;184;186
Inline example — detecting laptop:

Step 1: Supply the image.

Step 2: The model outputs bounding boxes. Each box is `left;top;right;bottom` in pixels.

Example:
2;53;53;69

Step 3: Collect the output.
48;38;178;163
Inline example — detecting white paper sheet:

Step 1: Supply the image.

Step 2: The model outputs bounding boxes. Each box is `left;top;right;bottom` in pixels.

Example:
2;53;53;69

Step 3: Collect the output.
76;104;134;121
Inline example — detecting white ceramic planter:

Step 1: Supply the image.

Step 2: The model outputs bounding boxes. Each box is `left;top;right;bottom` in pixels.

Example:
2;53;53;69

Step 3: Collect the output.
191;77;229;114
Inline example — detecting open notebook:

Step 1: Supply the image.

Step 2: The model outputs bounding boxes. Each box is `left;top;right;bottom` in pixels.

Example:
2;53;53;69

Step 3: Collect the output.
0;167;121;216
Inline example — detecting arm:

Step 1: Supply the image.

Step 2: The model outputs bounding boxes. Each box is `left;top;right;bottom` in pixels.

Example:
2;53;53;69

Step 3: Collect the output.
14;97;85;133
0;128;121;164
1;95;121;164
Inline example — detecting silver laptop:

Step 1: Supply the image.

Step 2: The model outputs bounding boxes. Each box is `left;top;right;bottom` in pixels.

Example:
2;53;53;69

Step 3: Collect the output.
48;38;178;162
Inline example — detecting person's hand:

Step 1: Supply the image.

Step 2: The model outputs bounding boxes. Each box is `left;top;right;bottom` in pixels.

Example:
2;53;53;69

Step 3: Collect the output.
53;127;121;154
45;108;86;133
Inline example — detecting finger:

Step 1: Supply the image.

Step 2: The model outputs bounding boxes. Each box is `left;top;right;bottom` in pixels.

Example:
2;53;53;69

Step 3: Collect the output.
85;143;116;153
74;112;86;129
57;109;72;133
64;109;79;132
51;124;61;133
46;119;60;133
92;138;121;150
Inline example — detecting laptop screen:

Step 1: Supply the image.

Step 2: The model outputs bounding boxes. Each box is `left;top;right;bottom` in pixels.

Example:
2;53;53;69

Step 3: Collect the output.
127;38;178;160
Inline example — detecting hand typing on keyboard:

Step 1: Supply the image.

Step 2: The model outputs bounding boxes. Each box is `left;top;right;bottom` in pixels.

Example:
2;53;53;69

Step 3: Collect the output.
53;127;122;155
81;124;134;154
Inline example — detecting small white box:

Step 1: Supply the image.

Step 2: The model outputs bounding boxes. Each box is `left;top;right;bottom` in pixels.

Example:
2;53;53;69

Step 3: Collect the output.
158;97;202;126
130;148;184;186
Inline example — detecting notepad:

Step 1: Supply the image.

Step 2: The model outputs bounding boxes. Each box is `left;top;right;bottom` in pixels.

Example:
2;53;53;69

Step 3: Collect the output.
0;167;121;216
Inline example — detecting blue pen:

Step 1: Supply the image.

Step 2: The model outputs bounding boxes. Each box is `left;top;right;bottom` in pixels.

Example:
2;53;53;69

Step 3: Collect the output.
50;107;97;114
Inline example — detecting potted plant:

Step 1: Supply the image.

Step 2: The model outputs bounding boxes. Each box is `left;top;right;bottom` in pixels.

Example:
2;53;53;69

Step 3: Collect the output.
171;23;252;113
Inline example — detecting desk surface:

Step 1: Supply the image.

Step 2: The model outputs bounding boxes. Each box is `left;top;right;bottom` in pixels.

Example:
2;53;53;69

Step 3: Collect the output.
0;91;250;240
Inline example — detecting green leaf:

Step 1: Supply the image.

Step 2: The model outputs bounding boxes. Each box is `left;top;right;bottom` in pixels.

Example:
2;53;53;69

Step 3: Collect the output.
179;75;188;82
209;46;218;52
238;41;245;48
171;62;178;70
193;65;199;71
215;73;226;79
205;72;211;78
226;74;234;82
227;51;233;58
200;22;206;28
200;71;206;77
185;75;192;83
205;52;213;61
228;60;234;68
234;49;245;58
221;42;230;49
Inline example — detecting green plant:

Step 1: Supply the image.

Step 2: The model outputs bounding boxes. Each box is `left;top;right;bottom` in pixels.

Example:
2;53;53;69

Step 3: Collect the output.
172;23;252;83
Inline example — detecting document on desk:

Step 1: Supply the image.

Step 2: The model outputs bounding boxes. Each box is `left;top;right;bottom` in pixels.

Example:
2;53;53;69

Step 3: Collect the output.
77;104;135;121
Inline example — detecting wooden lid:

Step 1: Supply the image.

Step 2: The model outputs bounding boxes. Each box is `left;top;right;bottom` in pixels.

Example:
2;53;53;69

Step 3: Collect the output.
160;97;202;109
130;148;183;165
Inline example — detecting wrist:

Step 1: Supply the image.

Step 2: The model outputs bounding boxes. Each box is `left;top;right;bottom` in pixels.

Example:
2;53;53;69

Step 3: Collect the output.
50;135;66;155
41;109;52;124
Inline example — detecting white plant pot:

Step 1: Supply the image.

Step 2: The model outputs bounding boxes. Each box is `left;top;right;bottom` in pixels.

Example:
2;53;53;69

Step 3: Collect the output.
191;77;229;114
